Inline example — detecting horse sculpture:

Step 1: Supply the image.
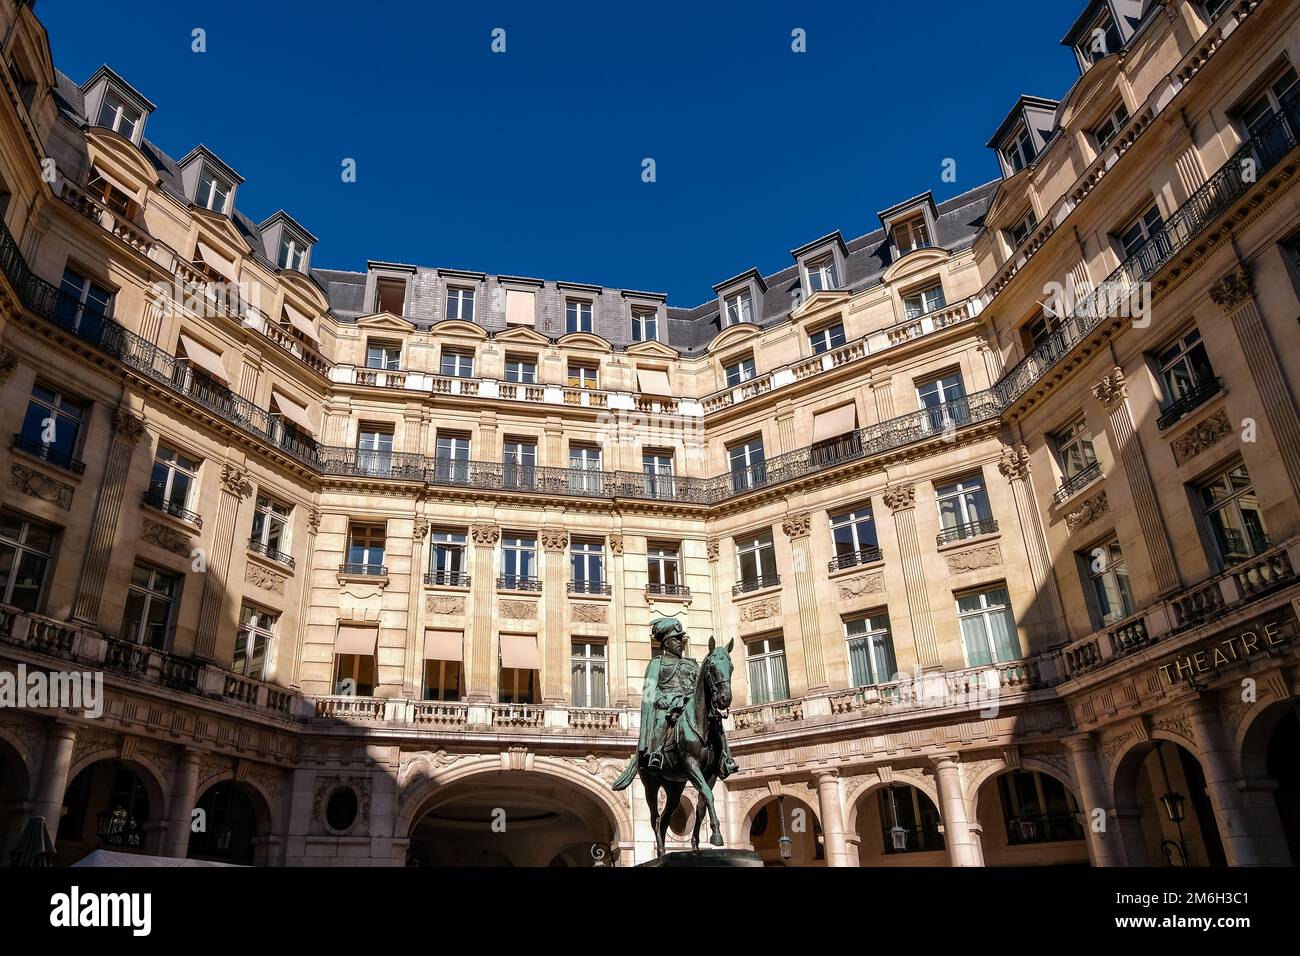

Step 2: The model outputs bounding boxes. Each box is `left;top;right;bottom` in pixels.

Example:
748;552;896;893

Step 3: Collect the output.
622;636;735;857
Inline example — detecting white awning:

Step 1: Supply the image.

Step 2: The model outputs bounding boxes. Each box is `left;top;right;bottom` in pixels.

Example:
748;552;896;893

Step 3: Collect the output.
636;368;673;397
499;633;540;670
89;166;137;202
505;289;535;327
195;242;238;283
177;334;230;385
812;403;858;443
282;302;320;343
423;629;464;662
335;624;378;657
271;392;315;436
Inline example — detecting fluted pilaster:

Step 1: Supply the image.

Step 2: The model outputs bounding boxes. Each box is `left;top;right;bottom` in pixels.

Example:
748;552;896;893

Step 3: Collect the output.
884;483;941;669
194;463;253;660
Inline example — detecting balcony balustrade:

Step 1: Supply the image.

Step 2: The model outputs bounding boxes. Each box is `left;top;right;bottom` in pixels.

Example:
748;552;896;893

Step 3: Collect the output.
11;433;86;475
498;574;543;591
646;583;691;599
1052;461;1102;505
143;488;204;527
828;547;883;572
424;570;470;587
733;575;781;596
247;537;295;568
1156;378;1224;430
568;579;612;595
936;518;999;546
339;562;387;577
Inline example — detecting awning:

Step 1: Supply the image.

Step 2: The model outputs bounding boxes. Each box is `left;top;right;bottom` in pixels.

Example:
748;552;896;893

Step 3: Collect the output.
195;242;238;283
271;392;316;436
282;302;320;343
499;633;540;670
335;624;378;657
423;629;464;662
177;333;230;385
812;403;858;443
89;166;137;202
505;289;535;327
636;368;673;397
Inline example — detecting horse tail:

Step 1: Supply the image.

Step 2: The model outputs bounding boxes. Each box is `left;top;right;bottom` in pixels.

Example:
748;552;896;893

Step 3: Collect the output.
611;754;638;791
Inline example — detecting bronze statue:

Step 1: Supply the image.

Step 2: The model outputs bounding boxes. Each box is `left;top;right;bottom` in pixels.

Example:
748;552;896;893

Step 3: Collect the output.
613;617;738;855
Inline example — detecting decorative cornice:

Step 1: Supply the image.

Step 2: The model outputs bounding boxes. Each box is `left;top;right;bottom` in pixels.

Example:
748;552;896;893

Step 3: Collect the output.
781;512;812;539
111;408;147;445
1092;367;1128;410
1207;264;1254;312
470;523;500;546
540;527;569;552
996;443;1031;482
882;483;915;513
219;463;254;499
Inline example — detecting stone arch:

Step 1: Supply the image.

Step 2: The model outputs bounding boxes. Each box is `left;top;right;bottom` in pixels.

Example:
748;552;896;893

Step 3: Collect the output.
843;773;940;835
738;783;821;837
0;723;38;795
1234;692;1298;776
396;754;634;848
193;773;275;836
0;729;34;864
966;753;1080;816
64;754;168;816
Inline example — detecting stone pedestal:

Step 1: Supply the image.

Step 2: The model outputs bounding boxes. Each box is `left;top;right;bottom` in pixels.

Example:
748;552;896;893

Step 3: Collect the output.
638;848;764;867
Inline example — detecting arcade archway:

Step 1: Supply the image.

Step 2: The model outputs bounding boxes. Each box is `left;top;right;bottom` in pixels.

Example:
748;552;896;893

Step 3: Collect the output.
0;736;31;866
188;780;272;866
55;759;166;865
1113;739;1226;866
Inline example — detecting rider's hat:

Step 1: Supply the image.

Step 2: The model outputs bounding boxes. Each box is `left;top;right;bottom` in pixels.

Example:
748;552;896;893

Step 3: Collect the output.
650;616;684;643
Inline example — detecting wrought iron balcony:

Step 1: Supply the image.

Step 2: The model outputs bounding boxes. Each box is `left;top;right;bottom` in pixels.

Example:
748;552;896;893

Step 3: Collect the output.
248;537;295;568
1156;377;1223;430
1052;461;1102;505
425;570;470;587
339;562;387;577
996;88;1300;410
732;575;780;596
143;488;204;527
828;547;883;572
498;574;543;591
936;518;999;546
646;583;691;599
568;579;612;595
11;434;86;475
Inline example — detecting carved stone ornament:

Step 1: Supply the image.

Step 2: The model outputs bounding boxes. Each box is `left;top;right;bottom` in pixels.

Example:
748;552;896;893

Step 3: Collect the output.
1171;410;1232;465
571;603;606;623
412;519;430;541
1065;490;1109;534
1208;265;1254;311
426;594;466;615
540;527;569;552
470;523;500;546
307;508;322;535
738;596;781;622
996;444;1031;481
882;483;916;513
836;572;885;601
220;463;254;499
11;462;73;509
111;408;147;444
1092;367;1128;410
945;544;1003;574
245;562;286;594
781;512;812;539
499;600;538;620
608;533;623;557
142;518;193;557
0;346;17;383
313;774;370;835
706;539;720;562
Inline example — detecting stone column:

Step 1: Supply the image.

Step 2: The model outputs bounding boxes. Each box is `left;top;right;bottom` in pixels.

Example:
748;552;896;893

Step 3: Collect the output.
997;444;1067;644
162;749;200;858
884;484;941;670
29;722;76;843
287;508;321;689
1209;265;1300;504
1092;368;1181;594
1063;733;1128;867
404;518;431;699
781;512;828;692
466;523;499;701
608;533;628;706
1187;700;1262;866
813;770;853;867
932;754;983;866
194;464;253;661
72;407;147;626
541;527;569;703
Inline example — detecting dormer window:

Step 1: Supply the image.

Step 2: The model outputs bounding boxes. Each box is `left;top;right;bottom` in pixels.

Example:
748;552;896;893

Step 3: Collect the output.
892;216;931;255
1076;8;1122;66
375;277;406;316
1003;124;1037;174
97;90;142;140
197;167;232;213
447;286;475;321
806;256;839;293
278;235;306;272
631;307;658;342
566;299;593;334
724;291;753;327
1092;102;1130;150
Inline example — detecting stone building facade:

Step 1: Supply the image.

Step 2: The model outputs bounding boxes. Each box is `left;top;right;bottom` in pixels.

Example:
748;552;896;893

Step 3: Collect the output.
0;0;1297;866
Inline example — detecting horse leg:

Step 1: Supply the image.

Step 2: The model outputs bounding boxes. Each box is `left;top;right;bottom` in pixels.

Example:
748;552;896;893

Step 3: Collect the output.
691;795;706;850
660;782;684;854
683;756;724;847
643;776;664;858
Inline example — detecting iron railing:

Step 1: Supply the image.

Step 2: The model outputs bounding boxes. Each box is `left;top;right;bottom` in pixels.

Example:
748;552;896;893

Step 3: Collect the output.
646;583;691;598
1052;461;1102;504
733;575;780;596
143;488;204;527
498;575;543;591
936;518;999;546
568;580;612;595
247;537;295;568
1156;377;1223;430
11;433;86;474
339;562;387;576
828;547;883;572
425;570;470;587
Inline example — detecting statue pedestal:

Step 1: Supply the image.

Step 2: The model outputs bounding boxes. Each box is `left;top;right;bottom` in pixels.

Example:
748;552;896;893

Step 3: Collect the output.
638;849;764;868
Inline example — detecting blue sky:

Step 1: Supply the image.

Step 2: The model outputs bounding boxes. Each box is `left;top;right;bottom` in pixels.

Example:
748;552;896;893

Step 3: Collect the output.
44;1;1084;305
